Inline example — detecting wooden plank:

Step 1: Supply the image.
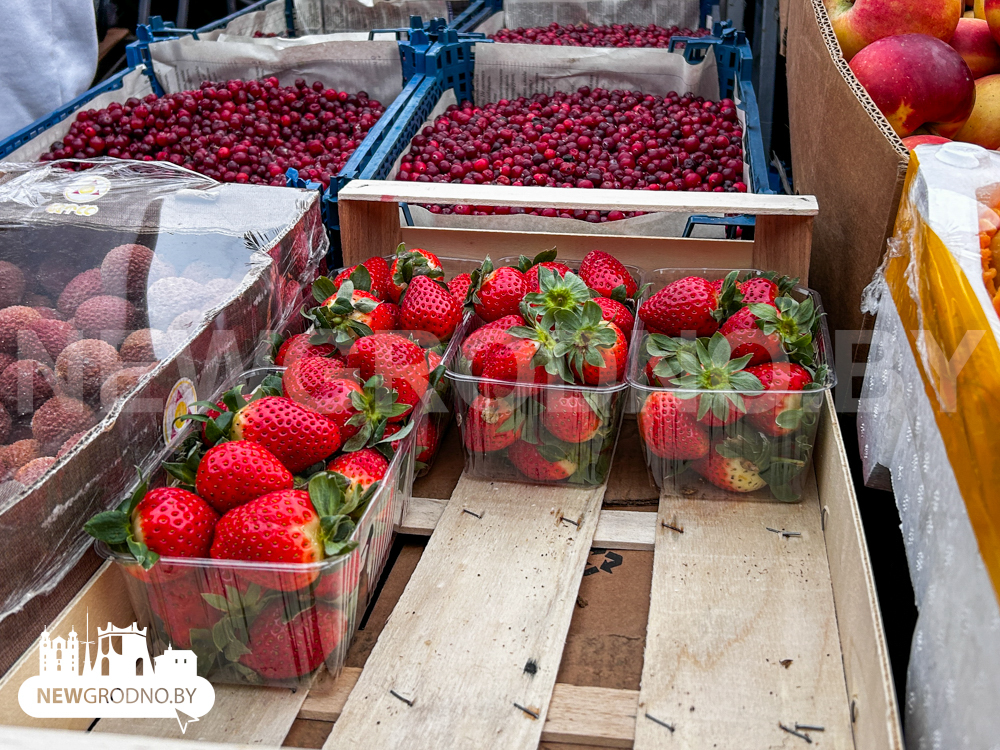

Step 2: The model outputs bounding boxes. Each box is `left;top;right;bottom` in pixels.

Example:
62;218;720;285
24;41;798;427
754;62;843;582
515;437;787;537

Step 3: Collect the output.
93;681;311;745
340;199;401;266
324;476;605;750
400;497;656;551
338;180;820;215
400;227;755;272
0;725;307;750
302;667;638;748
633;473;854;750
753;213;815;283
0;562;134;730
814;393;903;750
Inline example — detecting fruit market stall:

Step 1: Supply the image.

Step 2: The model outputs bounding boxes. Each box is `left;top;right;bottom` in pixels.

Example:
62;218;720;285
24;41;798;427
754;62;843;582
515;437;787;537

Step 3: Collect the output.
858;142;1000;750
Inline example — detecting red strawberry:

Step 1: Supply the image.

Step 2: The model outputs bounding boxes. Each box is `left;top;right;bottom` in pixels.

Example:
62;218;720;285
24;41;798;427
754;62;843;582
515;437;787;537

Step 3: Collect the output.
399;275;462;344
524;261;572;292
148;572;224;649
508;440;577;481
482;314;525;331
335;256;393;300
592;297;635;343
195;441;294;514
347;333;429;417
232;396;342;473
388;246;444;303
283;359;363;437
468;258;528;322
692;447;767;493
328;448;388;494
314;286;397;344
561;302;628;386
579;250;637;299
274;333;339;367
131;487;219;558
240;600;347;680
460;316;524;366
384;416;440;463
542;392;601;443
477;338;547;397
745;362;814;436
464;396;521;452
637;391;710;460
719;306;782;367
313;559;361;601
639;277;720;338
448;272;472;302
739;277;779;304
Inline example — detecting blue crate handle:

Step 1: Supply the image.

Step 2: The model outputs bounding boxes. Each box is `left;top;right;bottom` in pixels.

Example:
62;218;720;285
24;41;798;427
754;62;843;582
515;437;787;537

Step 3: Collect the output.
683;214;755;239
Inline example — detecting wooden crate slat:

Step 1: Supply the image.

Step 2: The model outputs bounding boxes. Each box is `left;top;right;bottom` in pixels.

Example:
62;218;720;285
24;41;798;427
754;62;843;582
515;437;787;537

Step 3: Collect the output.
93;680;311;745
302;667;638;747
0;725;301;750
633;474;854;750
323;476;605;750
402;498;656;551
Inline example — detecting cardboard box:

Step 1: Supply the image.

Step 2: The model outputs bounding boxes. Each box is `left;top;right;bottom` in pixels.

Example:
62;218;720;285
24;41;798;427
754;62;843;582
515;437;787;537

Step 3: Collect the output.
784;0;908;335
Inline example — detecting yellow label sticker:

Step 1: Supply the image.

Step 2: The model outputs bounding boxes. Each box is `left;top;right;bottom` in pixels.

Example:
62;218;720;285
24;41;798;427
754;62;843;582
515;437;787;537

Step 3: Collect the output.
63;175;111;203
163;378;197;447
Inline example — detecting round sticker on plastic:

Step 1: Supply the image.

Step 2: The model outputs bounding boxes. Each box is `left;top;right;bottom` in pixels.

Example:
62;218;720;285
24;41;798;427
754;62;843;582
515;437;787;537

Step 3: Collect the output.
163;378;197;447
63;175;111;203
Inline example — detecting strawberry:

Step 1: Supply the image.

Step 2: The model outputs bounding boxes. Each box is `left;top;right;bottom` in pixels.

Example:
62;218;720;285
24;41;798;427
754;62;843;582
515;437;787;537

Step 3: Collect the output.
333;256;393;300
476;337;549;397
467;257;529;322
347;333;429;418
639;276;720;338
558;302;627;385
227;394;342;473
739;277;779;304
210;473;362;590
85;476;219;569
399;275;463;344
239;600;346;680
746;296;823;368
692;445;768;493
745;362;815;436
643;334;702;386
305;279;397;347
508;440;577;482
448;272;472;302
389;245;444;303
525;261;572;293
192;441;294;514
460;316;525;368
313;559;361;601
384;415;439;464
592;297;635;343
579;250;637;300
668;333;763;427
328;448;388;494
542;391;602;443
273;333;340;367
464;396;521;452
718;306;783;367
522;268;592;327
637;391;710;460
148;572;224;649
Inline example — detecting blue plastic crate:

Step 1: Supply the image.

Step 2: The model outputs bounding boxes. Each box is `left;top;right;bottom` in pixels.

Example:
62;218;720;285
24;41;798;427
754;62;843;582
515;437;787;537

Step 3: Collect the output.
450;0;715;33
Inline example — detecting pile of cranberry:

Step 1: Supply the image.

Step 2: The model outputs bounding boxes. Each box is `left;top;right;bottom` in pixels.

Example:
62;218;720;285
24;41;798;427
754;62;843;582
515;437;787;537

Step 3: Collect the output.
490;22;711;48
39;78;384;188
395;86;745;221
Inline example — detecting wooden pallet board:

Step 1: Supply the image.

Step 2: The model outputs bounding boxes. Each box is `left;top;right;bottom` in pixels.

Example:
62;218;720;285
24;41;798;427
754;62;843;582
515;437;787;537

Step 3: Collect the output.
323;476;606;750
633;475;853;750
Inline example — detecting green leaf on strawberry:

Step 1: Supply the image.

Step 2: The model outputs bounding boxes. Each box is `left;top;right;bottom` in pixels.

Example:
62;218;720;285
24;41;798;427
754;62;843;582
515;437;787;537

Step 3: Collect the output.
713;270;743;321
312;276;337;304
669;333;763;423
523;268;594;329
516;247;558;272
748;296;823;368
84;470;160;570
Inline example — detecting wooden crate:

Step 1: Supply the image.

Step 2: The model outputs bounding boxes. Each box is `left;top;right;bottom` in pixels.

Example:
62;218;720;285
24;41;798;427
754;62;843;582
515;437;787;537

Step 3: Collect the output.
0;184;902;749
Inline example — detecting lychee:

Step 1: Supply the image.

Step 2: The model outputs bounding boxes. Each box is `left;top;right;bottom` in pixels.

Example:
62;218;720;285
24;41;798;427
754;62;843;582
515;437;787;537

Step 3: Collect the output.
0;406;9;444
100;365;151;408
0;306;41;354
18;319;80;361
0;360;55;415
101;244;154;302
36;265;79;297
0;439;43;475
23;293;52;308
57;269;103;317
14;457;55;486
146;277;208;330
72;295;136;347
32;396;95;449
55;339;122;401
0;262;25;308
32;307;64;321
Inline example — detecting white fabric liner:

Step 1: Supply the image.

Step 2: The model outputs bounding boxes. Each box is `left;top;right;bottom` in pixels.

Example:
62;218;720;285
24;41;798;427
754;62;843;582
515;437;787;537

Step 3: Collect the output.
474;0;700;35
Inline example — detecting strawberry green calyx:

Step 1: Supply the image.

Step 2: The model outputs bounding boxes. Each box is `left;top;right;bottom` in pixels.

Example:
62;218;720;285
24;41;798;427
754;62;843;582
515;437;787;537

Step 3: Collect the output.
392;243;444;290
162;439;204;489
342;375;413;452
748;296;822;367
554;300;618;383
714;429;810;502
713;270;744;321
190;582;270;678
307;471;362;556
523;267;594;328
646;333;704;381
515;247;558;273
464;255;495;311
84;471;159;569
509;303;568;382
304;278;376;346
671;333;763;422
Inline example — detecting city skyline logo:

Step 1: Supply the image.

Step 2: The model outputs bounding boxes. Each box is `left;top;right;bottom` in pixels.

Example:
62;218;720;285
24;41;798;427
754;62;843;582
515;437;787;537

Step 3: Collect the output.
18;613;215;733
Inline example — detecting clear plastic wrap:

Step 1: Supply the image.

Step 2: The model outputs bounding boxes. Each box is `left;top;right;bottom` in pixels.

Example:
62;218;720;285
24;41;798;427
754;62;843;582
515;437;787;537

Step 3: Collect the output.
0;158;326;623
857;141;1000;750
290;0;450;36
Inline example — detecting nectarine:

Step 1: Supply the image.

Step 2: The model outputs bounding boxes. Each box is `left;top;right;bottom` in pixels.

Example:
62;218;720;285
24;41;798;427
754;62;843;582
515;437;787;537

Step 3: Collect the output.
954;74;1000;146
850;34;976;137
901;134;952;149
826;0;962;60
950;18;1000;76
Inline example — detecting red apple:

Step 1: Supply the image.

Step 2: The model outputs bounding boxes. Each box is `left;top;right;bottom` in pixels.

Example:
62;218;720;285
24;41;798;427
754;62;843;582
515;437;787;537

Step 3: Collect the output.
949;18;1000;76
901;134;952;149
825;0;962;61
954;74;1000;147
850;34;976;137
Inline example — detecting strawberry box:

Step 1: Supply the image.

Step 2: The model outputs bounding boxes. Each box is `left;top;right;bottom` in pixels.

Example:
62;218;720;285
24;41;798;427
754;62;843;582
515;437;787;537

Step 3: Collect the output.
628;268;835;502
445;255;642;486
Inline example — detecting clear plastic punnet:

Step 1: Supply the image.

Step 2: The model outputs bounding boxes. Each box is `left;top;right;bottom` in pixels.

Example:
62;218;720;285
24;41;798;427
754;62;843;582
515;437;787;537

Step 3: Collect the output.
96;365;405;688
628;268;835;503
0;159;326;624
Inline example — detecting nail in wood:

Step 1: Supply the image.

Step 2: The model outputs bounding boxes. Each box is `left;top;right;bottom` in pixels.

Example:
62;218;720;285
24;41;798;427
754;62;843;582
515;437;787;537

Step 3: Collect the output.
559;516;580;527
645;713;675;732
513;702;539;719
662;521;684;533
779;723;812;743
782;531;801;538
389;690;414;706
462;509;483;519
796;723;825;732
